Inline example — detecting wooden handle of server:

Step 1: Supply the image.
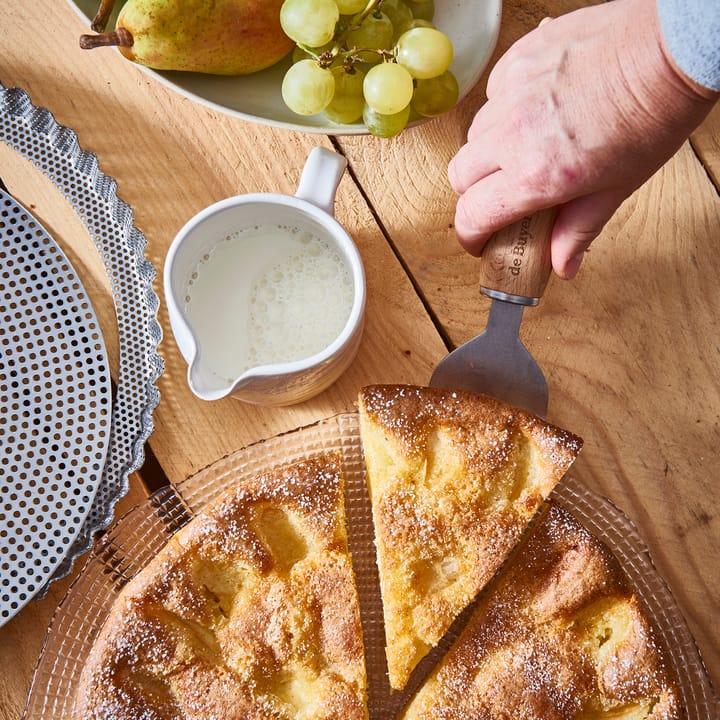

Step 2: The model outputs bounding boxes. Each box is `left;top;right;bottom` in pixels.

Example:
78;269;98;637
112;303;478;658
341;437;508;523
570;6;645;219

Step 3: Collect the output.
478;208;557;305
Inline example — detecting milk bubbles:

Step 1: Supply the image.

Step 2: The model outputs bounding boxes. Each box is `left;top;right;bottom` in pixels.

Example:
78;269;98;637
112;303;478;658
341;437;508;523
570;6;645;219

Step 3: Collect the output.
184;223;354;384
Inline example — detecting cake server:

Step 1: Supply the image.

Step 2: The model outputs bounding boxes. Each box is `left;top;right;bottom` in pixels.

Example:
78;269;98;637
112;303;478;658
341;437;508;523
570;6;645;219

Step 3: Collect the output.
430;209;556;418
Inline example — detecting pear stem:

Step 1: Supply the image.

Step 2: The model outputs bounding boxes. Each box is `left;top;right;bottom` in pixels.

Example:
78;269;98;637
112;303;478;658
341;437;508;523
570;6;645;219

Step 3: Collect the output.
90;0;117;32
79;27;134;50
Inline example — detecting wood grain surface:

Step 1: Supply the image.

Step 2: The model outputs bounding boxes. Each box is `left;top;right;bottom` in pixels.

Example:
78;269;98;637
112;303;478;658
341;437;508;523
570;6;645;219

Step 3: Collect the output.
1;1;718;718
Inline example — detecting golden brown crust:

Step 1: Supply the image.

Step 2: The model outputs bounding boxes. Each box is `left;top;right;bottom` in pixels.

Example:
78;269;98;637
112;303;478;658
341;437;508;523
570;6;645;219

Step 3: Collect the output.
401;502;682;720
357;384;583;690
73;454;368;720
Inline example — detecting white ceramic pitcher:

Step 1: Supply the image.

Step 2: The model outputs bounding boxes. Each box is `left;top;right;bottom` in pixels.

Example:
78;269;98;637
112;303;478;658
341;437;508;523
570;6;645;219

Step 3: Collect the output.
163;147;366;405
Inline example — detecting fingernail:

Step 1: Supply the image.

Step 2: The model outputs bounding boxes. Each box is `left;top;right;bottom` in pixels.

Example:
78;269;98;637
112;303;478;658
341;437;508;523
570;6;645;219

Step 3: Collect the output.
564;251;585;279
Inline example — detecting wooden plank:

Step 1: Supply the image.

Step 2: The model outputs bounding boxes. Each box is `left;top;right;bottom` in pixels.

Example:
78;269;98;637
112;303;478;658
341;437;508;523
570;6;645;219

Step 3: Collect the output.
692;103;720;189
334;0;602;350
1;0;718;714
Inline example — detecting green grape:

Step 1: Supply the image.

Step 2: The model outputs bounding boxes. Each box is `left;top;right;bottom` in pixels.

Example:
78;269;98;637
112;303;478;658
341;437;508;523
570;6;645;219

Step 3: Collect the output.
325;66;366;124
395;26;453;79
363;61;414;114
335;0;368;12
282;59;336;115
346;12;393;63
394;17;433;38
411;70;459;116
363;103;410;137
407;104;423;124
380;0;413;37
280;0;340;47
409;0;434;21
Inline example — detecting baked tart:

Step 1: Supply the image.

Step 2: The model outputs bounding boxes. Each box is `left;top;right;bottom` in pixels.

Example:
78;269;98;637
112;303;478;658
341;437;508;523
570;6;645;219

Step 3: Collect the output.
401;501;682;719
73;453;368;720
358;384;583;689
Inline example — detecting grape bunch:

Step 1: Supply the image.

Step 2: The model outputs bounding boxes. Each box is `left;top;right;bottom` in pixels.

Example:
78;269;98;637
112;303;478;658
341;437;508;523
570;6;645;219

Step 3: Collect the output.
279;0;459;137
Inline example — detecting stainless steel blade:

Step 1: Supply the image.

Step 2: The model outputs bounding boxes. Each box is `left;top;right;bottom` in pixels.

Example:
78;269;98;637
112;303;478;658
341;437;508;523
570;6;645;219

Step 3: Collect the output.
429;298;548;418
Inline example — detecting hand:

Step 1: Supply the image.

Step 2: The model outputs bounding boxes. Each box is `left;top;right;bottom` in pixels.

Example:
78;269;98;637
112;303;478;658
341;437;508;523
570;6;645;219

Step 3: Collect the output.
448;0;718;278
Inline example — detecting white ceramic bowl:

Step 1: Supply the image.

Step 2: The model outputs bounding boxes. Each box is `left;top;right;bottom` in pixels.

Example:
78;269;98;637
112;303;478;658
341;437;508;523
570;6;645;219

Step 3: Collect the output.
67;0;502;134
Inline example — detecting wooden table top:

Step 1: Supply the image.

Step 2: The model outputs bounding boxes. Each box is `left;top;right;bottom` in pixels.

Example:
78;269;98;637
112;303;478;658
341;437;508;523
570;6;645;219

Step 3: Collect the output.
1;1;719;717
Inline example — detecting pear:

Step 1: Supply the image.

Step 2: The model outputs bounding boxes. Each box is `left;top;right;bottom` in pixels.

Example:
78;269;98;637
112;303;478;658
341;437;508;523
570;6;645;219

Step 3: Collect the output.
80;0;294;76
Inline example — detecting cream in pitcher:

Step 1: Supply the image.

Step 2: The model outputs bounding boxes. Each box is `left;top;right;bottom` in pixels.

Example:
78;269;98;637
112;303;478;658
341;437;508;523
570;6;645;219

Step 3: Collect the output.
184;223;354;385
164;147;366;405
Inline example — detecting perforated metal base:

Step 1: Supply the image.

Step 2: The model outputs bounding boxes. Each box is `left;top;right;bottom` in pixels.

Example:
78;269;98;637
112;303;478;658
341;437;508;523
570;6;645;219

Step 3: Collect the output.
0;82;163;601
0;189;111;624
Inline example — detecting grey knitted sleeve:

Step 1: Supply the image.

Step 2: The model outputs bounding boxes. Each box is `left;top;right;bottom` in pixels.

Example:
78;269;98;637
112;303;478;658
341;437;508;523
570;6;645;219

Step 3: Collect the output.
656;0;720;92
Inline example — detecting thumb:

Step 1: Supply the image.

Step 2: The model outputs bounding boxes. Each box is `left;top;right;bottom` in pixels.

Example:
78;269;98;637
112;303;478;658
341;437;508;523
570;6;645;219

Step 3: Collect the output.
551;190;626;278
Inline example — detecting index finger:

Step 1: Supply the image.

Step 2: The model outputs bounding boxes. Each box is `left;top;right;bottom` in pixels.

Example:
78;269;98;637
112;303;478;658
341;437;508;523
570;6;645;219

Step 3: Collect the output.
453;169;552;255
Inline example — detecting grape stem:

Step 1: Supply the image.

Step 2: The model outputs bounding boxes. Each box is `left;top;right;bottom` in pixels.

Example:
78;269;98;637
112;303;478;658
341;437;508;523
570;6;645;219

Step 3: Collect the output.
345;48;395;65
338;0;383;42
297;0;396;70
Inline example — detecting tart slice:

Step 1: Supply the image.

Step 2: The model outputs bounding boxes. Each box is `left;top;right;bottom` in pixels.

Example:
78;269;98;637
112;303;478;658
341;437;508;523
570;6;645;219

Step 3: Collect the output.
401;502;681;719
357;384;583;689
74;453;368;720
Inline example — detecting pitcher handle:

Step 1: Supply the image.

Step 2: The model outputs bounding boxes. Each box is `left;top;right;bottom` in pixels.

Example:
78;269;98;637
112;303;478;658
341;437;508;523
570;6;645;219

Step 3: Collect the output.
295;147;347;217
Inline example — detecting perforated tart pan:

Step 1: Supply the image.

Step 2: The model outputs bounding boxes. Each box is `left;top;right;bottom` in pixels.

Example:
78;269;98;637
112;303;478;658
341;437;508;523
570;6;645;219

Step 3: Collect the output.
0;188;111;625
0;82;163;600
